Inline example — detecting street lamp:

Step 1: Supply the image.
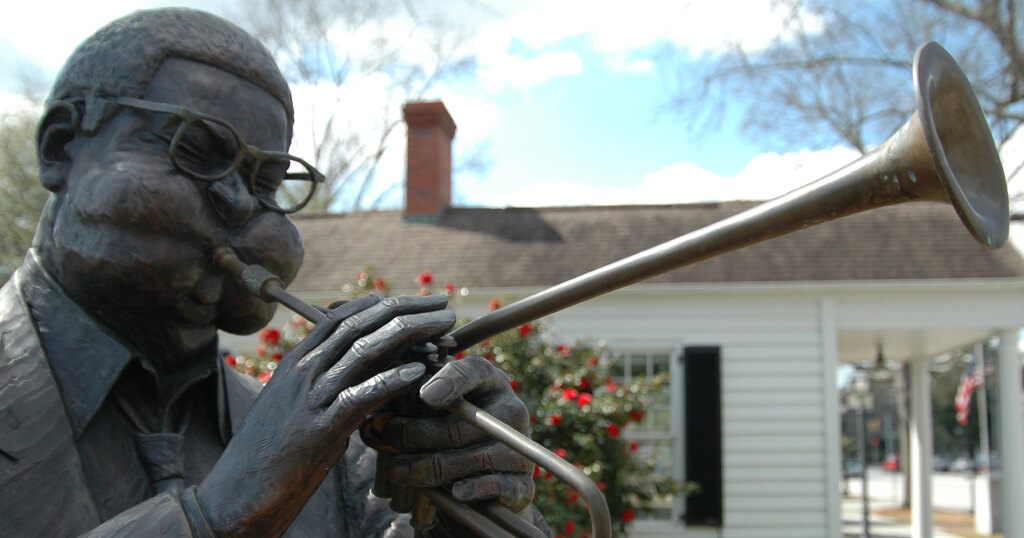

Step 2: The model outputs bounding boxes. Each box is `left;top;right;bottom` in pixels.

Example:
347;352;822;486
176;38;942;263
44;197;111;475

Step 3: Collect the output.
851;371;874;538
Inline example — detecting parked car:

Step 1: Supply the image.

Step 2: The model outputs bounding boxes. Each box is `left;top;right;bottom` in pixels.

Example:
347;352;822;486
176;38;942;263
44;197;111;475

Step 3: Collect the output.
882;453;900;472
949;456;974;473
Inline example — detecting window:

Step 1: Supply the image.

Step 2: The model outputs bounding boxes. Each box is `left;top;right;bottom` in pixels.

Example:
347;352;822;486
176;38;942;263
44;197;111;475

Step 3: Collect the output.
614;351;675;522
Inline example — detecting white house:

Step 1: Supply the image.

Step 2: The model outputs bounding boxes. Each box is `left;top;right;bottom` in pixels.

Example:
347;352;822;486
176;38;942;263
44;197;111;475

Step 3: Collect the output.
229;102;1024;537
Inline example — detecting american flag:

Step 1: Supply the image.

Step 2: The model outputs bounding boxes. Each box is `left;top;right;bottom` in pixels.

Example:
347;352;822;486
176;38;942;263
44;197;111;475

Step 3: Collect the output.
954;355;984;427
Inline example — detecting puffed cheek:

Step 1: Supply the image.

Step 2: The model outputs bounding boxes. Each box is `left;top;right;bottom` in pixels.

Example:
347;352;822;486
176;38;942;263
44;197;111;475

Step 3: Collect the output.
232;212;304;284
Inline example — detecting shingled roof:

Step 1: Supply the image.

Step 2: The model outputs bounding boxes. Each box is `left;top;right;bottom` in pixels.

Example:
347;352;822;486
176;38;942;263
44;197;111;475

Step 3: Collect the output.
286;201;1024;294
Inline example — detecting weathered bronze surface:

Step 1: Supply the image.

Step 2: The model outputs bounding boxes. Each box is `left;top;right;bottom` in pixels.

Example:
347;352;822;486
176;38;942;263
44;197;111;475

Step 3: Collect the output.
0;8;544;537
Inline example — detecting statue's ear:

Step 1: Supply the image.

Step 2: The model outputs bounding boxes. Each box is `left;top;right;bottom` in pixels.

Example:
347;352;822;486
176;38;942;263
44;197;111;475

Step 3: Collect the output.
37;101;80;192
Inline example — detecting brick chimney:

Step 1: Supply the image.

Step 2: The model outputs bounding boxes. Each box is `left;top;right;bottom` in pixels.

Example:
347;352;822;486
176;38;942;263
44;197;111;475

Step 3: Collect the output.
403;101;456;222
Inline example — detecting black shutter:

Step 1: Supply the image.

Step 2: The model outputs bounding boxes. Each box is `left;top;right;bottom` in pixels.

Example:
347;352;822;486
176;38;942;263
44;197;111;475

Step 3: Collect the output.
683;346;722;526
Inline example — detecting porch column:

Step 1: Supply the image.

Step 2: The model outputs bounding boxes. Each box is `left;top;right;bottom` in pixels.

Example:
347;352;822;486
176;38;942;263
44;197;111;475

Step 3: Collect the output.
908;356;934;538
997;330;1023;537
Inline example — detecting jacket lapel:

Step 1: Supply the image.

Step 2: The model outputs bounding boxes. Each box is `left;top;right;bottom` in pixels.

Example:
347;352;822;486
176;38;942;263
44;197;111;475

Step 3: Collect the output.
0;272;101;535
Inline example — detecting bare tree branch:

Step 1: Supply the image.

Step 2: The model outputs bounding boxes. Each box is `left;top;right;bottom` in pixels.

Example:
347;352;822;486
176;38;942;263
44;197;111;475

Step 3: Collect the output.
236;0;484;213
669;0;1024;156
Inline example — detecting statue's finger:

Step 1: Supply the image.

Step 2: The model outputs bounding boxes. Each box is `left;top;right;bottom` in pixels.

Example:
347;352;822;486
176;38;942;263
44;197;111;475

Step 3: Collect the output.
384;441;532;489
329;362;426;421
419;355;510;408
300;294;447;370
451;473;536;513
380;394;528;451
281;294;380;371
309;308;455;408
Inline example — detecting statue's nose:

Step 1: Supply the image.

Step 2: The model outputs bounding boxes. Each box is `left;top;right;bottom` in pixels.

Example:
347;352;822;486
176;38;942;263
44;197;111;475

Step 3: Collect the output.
206;174;256;228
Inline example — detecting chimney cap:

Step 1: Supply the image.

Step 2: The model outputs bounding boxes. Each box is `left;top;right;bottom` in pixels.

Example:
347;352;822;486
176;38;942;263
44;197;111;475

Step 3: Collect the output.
403;101;456;139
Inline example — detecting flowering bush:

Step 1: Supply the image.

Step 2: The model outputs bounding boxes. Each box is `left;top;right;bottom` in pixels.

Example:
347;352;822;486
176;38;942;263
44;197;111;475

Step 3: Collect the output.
225;321;311;384
230;267;676;535
464;312;676;536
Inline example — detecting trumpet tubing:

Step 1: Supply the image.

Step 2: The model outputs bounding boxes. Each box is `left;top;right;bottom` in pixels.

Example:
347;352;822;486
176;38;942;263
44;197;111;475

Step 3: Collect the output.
214;42;1008;538
448;41;1008;353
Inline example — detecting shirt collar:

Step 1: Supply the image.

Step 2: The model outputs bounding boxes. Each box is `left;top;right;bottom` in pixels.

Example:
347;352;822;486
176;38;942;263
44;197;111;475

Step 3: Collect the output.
18;251;225;439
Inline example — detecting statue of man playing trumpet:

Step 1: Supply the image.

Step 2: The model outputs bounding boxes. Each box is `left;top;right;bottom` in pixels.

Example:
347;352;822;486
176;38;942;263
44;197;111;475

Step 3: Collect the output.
0;8;547;536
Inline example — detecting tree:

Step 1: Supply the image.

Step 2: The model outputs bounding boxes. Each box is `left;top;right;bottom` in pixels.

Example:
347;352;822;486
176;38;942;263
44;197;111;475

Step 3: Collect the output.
236;0;481;213
0;106;47;281
670;0;1023;177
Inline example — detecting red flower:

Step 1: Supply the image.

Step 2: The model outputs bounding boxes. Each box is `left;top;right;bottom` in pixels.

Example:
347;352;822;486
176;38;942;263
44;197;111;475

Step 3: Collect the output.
555;447;568;459
588;356;599;366
630;441;639;451
357;271;368;282
606;423;621;438
605;381;618;392
518;324;531;337
256;345;266;358
547;413;562;426
454;352;466;359
258;328;281;346
622;509;635;523
578;376;591;390
225;355;237;367
565;520;576;535
272;352;283;361
562;388;579;401
258;371;272;384
416;270;433;285
444;283;455;296
597;481;607;491
577;392;593;407
567;489;578;504
629;410;645;422
488;297;501;311
510;379;520;391
373;277;387;290
556;344;571;357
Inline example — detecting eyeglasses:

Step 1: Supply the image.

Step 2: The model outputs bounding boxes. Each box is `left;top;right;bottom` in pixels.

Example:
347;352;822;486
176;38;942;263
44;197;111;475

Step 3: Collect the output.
108;96;324;214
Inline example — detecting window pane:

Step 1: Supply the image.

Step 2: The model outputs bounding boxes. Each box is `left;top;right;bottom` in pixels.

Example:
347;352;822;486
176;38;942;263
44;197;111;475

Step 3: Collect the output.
630;355;647;379
651;354;669;375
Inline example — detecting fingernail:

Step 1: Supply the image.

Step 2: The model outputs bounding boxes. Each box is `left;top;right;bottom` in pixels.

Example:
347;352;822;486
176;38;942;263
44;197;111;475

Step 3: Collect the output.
420;377;456;406
398;362;426;382
451;482;472;500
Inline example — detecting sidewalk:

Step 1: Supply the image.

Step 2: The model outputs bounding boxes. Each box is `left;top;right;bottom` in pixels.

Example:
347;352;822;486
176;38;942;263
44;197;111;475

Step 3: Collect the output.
841;497;966;538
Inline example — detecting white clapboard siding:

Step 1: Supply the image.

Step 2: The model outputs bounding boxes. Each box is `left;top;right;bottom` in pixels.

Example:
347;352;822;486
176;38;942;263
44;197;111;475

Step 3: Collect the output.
548;292;831;537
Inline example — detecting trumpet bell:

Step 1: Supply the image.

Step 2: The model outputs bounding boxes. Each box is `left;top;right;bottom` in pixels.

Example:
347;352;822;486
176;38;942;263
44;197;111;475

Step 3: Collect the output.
914;41;1008;248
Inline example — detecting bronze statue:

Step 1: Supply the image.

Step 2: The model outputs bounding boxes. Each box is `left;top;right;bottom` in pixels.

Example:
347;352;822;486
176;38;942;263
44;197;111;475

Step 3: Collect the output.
0;8;545;536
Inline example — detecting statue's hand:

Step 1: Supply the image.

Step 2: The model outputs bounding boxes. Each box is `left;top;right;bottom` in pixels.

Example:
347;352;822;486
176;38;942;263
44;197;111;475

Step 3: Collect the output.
378;355;535;513
196;294;455;536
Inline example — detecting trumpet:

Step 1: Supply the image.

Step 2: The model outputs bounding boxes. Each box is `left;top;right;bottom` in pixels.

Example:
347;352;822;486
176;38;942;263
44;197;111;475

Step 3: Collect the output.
214;42;1008;537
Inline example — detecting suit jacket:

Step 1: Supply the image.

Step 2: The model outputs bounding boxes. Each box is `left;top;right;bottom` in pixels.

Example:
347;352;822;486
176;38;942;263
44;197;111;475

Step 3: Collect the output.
0;267;408;537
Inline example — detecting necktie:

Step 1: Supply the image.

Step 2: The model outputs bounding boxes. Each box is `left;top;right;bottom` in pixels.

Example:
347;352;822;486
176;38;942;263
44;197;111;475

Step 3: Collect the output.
113;389;194;495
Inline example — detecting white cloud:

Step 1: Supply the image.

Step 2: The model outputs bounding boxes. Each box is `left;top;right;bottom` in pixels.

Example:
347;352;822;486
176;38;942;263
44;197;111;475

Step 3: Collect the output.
479;50;584;92
477;0;826;75
490;146;862;208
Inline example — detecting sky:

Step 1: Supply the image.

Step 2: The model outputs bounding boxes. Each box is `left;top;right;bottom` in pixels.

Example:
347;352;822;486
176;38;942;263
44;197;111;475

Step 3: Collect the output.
1;0;1021;249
